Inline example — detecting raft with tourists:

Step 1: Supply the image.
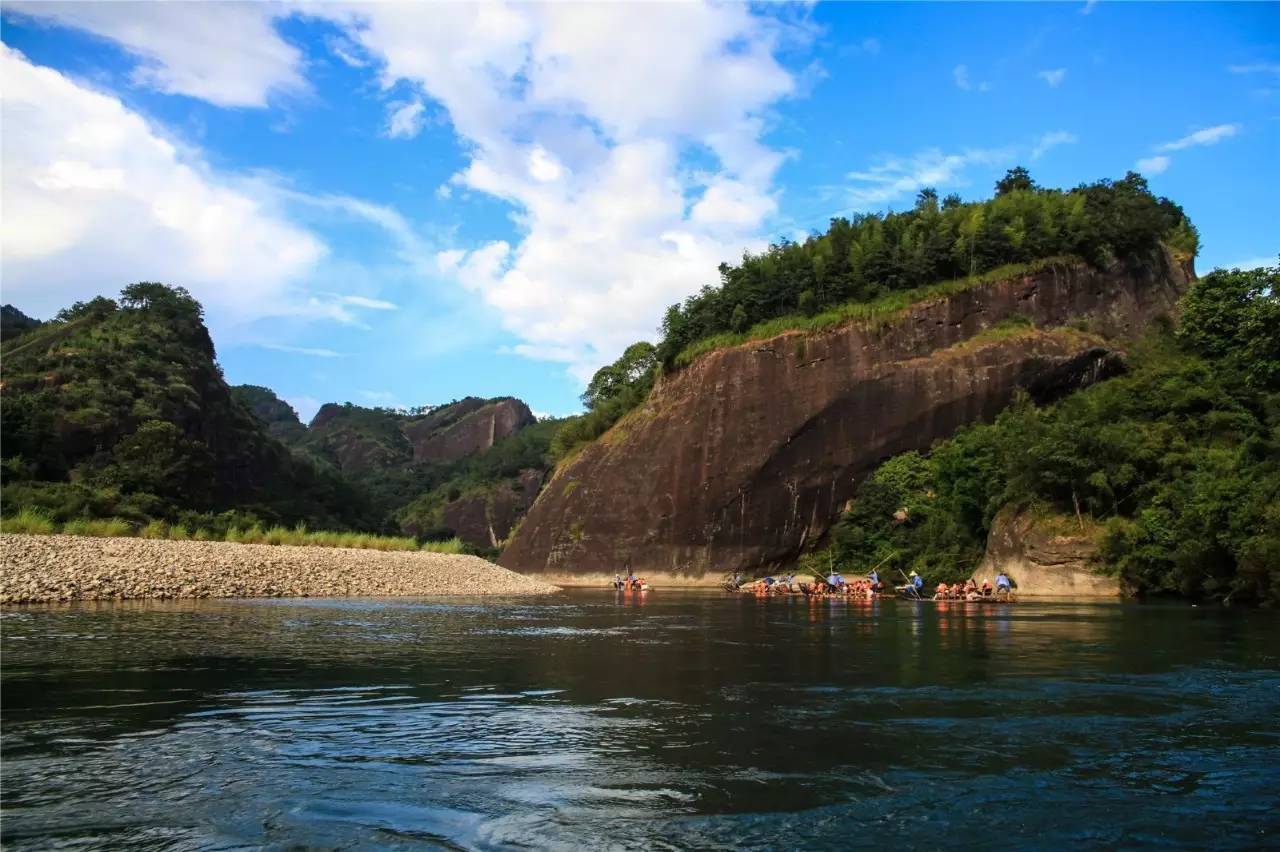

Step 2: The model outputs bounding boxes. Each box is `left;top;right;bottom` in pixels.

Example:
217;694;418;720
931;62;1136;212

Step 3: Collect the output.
612;574;652;592
724;563;1018;603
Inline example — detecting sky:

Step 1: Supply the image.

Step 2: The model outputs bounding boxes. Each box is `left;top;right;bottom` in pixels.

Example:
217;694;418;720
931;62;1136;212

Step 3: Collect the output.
2;2;1277;422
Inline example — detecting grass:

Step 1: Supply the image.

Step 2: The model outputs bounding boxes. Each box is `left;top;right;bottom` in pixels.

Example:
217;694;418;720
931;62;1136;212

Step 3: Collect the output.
1;507;56;535
0;511;465;553
673;256;1081;368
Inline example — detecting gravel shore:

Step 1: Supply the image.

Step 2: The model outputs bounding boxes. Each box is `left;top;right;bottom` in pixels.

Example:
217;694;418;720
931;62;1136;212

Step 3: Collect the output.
0;534;560;603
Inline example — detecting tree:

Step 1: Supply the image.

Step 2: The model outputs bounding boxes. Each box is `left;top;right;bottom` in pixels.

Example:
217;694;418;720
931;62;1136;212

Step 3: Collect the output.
995;166;1036;196
1177;265;1280;390
581;341;657;411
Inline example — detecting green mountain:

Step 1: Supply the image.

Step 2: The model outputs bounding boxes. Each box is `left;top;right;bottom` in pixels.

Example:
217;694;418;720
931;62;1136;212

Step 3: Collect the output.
1;305;43;342
0;283;371;531
230;385;306;445
283;397;554;548
821;264;1279;605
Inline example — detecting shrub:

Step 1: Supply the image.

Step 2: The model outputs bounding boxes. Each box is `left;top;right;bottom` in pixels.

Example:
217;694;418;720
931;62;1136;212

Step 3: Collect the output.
167;524;190;541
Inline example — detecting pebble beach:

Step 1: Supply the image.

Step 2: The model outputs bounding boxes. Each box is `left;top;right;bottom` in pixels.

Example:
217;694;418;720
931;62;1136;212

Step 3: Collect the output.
0;534;560;604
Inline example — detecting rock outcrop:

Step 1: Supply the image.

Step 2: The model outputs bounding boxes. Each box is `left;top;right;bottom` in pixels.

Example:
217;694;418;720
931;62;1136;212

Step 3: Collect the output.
501;252;1193;581
440;469;547;549
301;397;535;476
408;398;535;462
976;505;1120;596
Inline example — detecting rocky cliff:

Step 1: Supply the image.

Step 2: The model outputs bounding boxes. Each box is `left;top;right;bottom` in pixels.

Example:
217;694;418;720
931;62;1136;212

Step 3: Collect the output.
976;505;1119;596
501;252;1193;580
300;397;535;477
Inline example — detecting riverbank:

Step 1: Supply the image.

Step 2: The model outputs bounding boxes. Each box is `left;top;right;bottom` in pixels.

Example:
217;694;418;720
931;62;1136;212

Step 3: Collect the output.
0;534;559;603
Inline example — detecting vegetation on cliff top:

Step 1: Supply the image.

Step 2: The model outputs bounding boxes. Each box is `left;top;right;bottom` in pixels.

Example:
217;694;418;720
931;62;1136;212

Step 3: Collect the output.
818;265;1279;606
557;168;1198;461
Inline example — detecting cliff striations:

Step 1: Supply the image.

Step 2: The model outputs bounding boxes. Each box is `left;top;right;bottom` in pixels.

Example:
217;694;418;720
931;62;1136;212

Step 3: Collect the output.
501;252;1193;581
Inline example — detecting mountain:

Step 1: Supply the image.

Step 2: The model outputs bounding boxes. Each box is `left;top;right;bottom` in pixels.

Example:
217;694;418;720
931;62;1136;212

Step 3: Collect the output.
0;284;371;530
500;170;1205;581
501;251;1194;579
1;305;43;342
230;385;306;445
221;388;554;548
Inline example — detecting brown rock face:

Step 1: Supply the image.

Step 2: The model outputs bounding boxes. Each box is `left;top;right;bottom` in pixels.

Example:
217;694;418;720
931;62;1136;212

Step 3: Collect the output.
501;253;1193;580
977;505;1119;596
441;469;547;549
408;398;535;462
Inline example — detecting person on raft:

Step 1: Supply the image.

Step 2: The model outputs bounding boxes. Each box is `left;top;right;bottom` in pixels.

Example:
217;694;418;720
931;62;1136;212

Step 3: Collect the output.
827;570;846;590
996;572;1012;594
867;568;882;592
909;571;925;595
933;581;950;600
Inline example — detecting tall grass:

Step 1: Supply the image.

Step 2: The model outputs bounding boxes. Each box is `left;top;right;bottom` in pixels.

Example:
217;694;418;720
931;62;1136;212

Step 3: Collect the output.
673;256;1080;368
1;511;462;553
1;507;56;535
60;517;133;537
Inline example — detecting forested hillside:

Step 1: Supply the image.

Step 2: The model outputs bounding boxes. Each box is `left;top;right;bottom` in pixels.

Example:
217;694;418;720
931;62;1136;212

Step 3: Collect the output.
818;265;1279;605
552;169;1200;460
1;284;372;531
229;385;306;445
1;285;558;548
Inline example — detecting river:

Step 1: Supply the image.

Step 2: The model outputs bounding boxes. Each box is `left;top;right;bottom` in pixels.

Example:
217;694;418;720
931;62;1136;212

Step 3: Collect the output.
2;591;1277;849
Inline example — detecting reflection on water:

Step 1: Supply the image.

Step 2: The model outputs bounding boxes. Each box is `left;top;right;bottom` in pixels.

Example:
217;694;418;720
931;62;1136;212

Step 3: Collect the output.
2;593;1278;849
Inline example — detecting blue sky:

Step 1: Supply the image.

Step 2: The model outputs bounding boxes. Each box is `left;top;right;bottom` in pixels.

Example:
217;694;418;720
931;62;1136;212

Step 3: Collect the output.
3;2;1276;422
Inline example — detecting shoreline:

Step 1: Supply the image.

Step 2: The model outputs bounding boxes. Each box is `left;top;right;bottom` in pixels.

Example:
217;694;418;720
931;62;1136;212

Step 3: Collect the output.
0;534;560;604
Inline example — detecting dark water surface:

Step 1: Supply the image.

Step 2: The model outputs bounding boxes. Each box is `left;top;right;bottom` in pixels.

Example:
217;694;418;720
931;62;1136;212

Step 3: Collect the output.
2;591;1278;849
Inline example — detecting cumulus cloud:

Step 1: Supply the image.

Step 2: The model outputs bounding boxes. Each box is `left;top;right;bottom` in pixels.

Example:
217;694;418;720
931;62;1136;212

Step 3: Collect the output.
1136;155;1171;175
0;44;331;328
307;2;805;381
5;1;304;107
385;98;426;139
1156;123;1241;151
1037;68;1067;87
0;44;413;353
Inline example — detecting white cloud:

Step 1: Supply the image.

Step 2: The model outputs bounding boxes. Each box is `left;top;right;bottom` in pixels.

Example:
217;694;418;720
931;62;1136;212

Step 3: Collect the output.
0;44;333;330
6;2;304;107
1136;155;1171;175
953;64;991;92
1037;68;1067;87
1229;63;1280;78
844;146;1013;209
309;2;805;381
385;99;426;139
260;344;345;358
1030;130;1077;159
1081;0;1100;14
340;295;397;310
1156;123;1241;151
355;388;404;409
